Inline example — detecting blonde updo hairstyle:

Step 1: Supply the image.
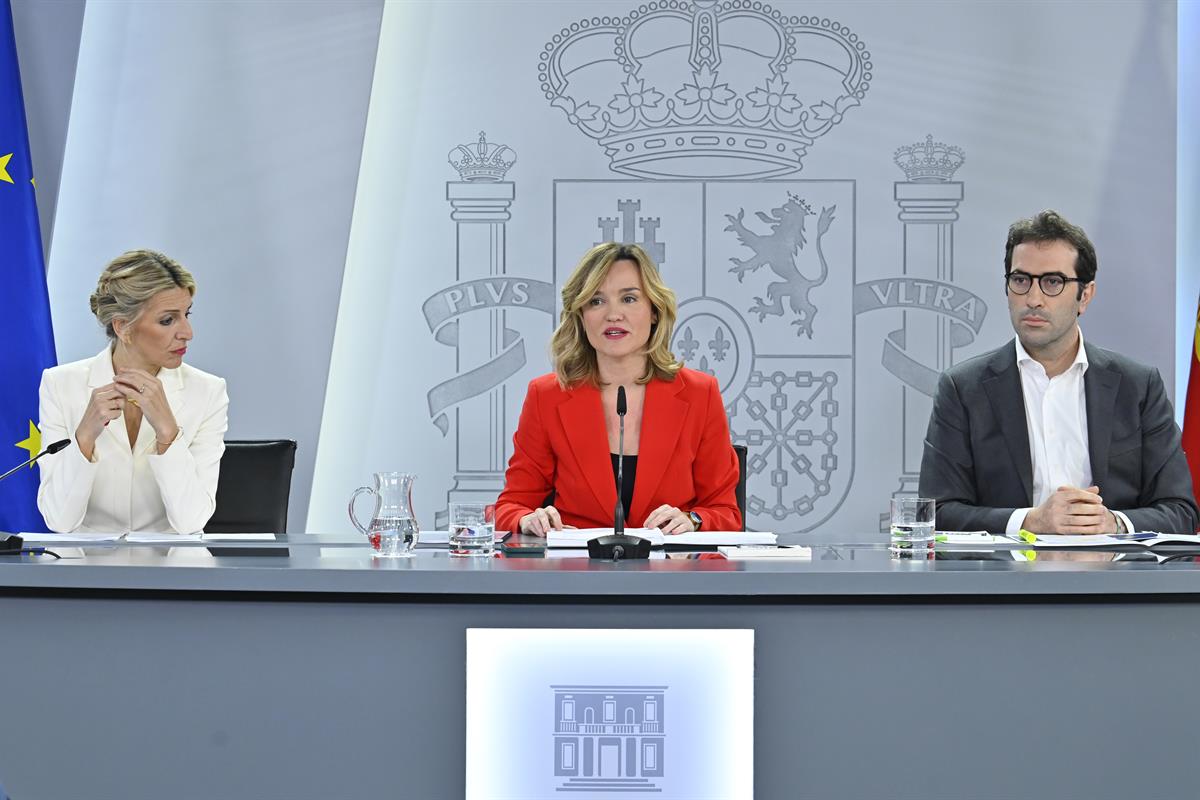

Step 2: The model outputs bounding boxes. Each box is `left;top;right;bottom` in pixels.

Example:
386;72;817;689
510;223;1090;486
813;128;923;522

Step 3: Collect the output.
89;250;196;341
551;242;681;388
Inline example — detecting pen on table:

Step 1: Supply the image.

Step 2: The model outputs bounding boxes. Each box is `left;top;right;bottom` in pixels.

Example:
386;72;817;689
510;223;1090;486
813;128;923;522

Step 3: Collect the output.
934;532;995;543
1017;529;1038;543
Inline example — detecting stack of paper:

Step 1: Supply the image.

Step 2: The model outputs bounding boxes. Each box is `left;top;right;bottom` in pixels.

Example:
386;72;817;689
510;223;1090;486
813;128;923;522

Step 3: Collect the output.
546;529;777;548
717;545;811;560
18;532;124;545
126;533;203;544
1020;532;1200;549
18;532;205;545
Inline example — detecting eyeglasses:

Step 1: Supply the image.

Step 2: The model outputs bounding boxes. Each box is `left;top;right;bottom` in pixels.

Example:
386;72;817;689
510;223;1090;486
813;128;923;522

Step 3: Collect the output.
1004;271;1085;297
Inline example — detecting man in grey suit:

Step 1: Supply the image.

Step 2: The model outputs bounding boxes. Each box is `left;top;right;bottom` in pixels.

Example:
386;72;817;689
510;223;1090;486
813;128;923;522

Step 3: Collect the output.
919;210;1198;534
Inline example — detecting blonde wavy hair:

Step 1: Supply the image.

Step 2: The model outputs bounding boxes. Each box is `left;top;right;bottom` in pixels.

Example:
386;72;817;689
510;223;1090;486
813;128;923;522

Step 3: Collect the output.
89;250;196;341
551;243;681;388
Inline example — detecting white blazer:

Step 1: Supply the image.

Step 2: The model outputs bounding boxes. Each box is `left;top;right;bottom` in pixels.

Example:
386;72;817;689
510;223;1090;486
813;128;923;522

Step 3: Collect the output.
36;348;229;534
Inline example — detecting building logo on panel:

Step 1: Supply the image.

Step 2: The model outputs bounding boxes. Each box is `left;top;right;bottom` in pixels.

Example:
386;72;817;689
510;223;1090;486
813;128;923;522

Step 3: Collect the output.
465;629;751;799
553;685;667;793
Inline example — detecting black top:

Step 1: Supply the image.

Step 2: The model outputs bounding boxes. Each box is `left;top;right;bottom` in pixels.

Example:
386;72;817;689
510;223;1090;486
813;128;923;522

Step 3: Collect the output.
610;453;637;522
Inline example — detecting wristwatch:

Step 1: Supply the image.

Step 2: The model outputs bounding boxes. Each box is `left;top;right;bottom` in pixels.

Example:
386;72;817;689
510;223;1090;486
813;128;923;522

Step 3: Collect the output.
688;511;703;531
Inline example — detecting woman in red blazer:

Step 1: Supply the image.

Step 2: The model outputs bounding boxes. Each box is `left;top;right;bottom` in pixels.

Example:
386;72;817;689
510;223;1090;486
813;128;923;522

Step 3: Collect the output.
495;243;741;535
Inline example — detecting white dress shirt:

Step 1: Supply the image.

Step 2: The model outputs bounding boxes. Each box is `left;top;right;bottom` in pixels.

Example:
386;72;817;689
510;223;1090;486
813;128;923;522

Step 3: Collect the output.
1006;330;1134;534
36;348;229;534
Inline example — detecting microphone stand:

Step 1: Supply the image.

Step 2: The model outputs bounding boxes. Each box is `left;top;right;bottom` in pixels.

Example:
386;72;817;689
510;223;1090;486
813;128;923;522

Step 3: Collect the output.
614;401;626;535
0;439;71;483
1;439;71;554
588;386;651;561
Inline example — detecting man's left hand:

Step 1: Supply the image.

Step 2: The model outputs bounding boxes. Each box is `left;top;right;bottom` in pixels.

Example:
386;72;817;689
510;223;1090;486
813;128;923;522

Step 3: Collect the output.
1068;485;1119;534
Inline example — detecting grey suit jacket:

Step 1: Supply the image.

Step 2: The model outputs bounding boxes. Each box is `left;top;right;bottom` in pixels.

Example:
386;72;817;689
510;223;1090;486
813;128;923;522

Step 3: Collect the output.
919;339;1199;534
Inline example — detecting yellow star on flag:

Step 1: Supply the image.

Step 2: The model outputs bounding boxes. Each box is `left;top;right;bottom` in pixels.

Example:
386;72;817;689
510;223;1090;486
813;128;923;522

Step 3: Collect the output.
0;152;13;184
16;420;41;465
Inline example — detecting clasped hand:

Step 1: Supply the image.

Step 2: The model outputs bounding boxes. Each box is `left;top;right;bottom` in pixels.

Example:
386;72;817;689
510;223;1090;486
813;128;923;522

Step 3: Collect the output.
75;368;179;457
1024;485;1119;534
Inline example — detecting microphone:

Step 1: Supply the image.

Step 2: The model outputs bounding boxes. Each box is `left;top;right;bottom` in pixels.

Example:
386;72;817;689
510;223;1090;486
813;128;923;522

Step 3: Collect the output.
0;439;70;483
0;439;68;554
588;386;650;561
614;385;627;534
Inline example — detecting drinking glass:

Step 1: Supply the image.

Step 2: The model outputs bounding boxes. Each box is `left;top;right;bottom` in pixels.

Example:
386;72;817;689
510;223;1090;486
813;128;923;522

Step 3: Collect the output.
889;497;935;559
449;502;496;557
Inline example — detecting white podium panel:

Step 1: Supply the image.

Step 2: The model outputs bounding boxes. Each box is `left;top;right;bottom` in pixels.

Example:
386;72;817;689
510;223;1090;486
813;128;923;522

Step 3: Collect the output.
466;628;754;800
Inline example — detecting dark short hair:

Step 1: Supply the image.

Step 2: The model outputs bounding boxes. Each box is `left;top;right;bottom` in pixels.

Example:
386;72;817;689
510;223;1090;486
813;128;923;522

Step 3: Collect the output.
1004;209;1097;287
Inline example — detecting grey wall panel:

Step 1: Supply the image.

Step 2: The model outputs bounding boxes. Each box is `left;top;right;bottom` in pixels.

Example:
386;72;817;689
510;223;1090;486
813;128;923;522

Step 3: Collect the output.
310;0;1181;538
1178;0;1200;420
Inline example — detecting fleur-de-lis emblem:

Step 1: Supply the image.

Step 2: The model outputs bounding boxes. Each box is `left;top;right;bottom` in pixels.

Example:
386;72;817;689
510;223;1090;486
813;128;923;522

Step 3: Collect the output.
708;327;731;362
677;326;700;361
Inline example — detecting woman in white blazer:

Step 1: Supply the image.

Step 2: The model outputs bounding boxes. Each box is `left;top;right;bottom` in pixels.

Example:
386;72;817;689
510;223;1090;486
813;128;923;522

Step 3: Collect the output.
37;250;229;534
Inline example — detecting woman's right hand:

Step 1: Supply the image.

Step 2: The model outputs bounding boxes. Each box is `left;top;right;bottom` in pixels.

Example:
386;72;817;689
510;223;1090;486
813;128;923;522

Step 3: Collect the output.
518;505;567;537
74;383;126;459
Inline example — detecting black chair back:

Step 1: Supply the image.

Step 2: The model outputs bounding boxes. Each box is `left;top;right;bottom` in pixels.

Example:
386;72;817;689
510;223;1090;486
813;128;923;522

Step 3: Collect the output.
733;444;748;531
207;440;297;534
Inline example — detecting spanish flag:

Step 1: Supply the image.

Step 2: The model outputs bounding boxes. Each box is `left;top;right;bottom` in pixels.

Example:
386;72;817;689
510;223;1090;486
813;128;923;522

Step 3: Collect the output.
0;0;56;533
1183;296;1200;525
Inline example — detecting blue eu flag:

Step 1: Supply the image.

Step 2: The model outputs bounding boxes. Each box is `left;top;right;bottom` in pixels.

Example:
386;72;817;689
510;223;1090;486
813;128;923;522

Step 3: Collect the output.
0;0;56;533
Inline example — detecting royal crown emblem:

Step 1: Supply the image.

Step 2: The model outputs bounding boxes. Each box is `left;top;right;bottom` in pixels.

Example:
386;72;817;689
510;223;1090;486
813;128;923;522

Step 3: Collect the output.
893;134;965;183
448;131;517;182
538;0;871;179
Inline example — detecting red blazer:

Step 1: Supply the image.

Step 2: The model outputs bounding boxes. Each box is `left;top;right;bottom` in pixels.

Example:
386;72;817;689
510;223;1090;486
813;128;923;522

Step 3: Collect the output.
495;367;742;533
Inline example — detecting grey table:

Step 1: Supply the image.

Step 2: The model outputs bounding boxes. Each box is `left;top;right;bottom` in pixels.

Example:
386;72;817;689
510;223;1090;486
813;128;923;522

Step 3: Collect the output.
1;535;1199;799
